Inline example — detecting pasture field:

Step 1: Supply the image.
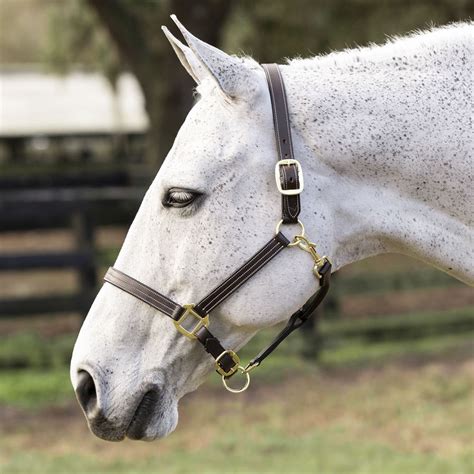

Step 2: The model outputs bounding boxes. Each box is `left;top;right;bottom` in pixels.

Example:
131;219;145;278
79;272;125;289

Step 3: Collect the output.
0;229;473;473
0;327;473;474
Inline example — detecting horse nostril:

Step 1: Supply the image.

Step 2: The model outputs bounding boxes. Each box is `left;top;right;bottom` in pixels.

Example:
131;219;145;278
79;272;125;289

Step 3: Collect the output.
76;370;98;417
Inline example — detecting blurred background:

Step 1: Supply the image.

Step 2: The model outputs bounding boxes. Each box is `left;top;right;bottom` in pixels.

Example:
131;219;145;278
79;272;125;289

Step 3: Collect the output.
0;1;473;472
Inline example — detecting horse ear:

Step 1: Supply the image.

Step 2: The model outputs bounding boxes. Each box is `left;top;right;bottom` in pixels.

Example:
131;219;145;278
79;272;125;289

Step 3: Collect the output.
169;14;258;100
162;26;206;84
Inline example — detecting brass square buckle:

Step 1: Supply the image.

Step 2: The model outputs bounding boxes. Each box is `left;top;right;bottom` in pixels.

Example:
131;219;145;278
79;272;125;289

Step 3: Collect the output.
174;304;209;340
275;159;304;195
215;350;240;377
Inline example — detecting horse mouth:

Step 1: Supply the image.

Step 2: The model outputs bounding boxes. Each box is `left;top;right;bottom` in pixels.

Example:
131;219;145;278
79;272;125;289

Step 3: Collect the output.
126;390;160;440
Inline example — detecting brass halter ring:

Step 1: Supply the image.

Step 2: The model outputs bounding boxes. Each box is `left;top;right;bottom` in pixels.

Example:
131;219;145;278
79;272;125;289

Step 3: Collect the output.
221;366;251;393
275;219;305;247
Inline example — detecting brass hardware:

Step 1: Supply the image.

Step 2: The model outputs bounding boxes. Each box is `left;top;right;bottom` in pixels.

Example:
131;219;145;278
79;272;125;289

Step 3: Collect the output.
221;365;251;393
293;235;330;279
275;159;305;195
243;361;260;373
215;350;241;377
173;304;209;340
275;219;305;247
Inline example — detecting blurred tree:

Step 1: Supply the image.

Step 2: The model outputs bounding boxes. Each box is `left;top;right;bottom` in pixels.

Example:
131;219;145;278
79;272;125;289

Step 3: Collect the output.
0;0;51;64
42;0;472;170
224;0;473;62
45;1;122;86
84;0;234;168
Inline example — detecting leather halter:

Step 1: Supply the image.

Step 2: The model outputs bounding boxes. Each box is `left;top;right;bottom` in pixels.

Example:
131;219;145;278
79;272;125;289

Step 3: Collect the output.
104;64;332;393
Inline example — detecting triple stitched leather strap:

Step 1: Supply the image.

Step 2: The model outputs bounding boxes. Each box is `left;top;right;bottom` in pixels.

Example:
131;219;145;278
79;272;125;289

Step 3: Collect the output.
104;267;182;319
104;233;289;375
195;232;289;314
262;63;301;224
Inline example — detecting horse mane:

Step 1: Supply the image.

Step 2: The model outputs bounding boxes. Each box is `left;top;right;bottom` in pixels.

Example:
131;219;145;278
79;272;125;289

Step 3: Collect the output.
287;21;473;69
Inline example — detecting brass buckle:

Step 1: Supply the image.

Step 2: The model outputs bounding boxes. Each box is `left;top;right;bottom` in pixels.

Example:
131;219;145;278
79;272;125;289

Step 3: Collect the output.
215;350;240;377
275;159;304;195
173;304;209;340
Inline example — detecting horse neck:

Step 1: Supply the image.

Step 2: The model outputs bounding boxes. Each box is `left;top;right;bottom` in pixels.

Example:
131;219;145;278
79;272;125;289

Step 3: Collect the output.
281;24;473;284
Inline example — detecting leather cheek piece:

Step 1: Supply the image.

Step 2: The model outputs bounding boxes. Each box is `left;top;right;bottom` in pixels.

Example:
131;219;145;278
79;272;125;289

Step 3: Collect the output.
263;63;301;224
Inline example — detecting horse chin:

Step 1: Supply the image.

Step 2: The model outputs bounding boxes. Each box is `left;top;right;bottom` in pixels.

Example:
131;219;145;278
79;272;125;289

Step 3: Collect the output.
86;391;179;442
125;393;179;441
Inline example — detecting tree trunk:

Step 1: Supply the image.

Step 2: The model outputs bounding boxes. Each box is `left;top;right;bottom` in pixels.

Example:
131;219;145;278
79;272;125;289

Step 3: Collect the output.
86;0;233;173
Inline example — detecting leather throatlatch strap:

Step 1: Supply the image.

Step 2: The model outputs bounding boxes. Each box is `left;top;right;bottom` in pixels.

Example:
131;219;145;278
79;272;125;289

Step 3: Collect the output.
247;259;331;369
262;63;301;224
104;232;290;375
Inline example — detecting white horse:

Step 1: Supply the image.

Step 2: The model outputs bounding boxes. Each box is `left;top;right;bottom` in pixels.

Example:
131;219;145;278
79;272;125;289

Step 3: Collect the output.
71;17;473;441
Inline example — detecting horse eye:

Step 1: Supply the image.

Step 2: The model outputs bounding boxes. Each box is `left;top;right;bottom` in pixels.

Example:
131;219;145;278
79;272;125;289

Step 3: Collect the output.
163;188;199;208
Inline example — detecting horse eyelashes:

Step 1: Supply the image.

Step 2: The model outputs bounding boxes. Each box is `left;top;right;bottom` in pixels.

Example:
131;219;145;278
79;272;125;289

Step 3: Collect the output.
163;188;202;210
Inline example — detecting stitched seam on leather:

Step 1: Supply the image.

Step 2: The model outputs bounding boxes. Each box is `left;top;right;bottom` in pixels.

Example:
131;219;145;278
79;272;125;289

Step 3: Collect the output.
282;166;290;220
200;239;283;312
265;65;284;160
204;245;283;311
106;272;177;311
105;279;175;316
287;167;300;219
282;165;289;190
106;269;178;309
105;277;176;315
276;66;294;155
105;273;177;314
200;239;281;311
282;165;300;220
198;238;280;308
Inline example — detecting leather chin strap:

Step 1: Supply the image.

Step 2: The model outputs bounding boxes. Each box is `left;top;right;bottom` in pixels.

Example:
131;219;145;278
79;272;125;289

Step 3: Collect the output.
103;63;332;391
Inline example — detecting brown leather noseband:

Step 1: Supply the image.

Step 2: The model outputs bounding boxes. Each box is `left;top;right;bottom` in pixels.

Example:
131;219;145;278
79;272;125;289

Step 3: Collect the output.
104;64;332;393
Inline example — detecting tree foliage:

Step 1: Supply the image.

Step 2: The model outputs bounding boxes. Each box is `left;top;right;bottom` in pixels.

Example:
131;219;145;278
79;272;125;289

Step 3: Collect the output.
45;0;122;85
5;0;472;167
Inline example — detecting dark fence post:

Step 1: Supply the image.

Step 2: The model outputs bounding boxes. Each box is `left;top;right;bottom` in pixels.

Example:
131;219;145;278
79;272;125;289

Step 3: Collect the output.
71;209;97;318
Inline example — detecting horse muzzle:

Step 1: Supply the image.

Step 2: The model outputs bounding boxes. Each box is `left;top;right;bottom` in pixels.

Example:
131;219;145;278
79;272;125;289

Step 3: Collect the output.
74;369;177;441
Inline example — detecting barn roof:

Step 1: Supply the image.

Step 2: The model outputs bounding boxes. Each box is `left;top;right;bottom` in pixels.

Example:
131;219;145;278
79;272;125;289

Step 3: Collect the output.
0;70;149;137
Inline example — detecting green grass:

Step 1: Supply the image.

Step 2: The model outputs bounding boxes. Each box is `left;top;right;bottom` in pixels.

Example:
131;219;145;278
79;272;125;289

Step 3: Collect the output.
0;332;75;370
0;368;72;409
1;353;473;474
3;426;473;474
1;323;473;473
1;294;472;473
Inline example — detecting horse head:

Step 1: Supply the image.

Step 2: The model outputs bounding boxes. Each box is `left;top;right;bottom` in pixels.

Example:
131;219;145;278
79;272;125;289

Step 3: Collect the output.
70;16;330;441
